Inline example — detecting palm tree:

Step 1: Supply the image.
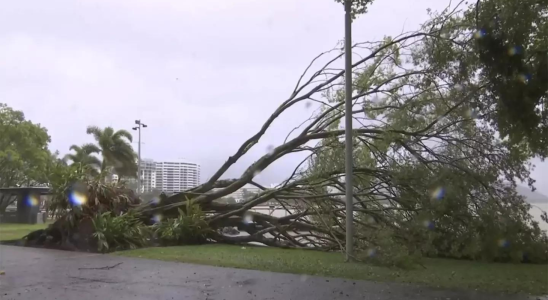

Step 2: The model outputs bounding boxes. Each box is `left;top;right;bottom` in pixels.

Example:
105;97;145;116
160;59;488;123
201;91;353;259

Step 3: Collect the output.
63;144;101;175
86;126;137;179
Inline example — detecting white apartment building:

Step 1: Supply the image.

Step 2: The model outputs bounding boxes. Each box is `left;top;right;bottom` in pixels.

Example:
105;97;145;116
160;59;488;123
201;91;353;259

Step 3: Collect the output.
138;159;200;194
154;160;200;194
138;159;157;193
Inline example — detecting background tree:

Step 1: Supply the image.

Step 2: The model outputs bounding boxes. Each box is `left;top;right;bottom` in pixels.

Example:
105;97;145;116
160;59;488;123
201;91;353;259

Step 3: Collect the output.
63;144;101;176
0;103;54;212
86;126;137;180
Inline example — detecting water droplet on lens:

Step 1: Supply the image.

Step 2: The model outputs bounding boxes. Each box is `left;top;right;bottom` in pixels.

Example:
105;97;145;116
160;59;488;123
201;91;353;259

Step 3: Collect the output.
474;29;486;39
69;191;88;206
518;73;531;84
366;248;377;257
466;108;478;119
507;45;522;56
25;194;39;207
266;145;275;155
430;187;445;200
151;214;162;224
423;220;435;230
498;238;510;248
300;275;308;282
305;102;312;109
243;213;254;224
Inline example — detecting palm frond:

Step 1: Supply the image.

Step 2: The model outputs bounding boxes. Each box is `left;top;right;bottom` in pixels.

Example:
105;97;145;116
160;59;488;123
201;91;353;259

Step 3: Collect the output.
86;126;103;142
112;129;133;143
81;143;101;154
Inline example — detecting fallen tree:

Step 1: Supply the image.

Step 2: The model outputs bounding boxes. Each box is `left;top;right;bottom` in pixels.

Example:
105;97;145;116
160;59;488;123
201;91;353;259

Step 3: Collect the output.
20;0;548;263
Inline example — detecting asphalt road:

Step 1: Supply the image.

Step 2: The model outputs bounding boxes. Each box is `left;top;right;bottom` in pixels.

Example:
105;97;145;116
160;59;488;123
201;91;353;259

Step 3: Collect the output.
0;245;541;300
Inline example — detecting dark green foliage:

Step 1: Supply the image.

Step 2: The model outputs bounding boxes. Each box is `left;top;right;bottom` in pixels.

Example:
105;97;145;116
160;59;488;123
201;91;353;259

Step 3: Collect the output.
155;203;212;245
302;0;548;265
0;103;55;211
473;0;548;156
92;211;150;253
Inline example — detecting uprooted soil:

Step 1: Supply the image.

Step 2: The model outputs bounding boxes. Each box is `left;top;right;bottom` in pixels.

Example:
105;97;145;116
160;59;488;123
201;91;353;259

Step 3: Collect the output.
1;216;98;252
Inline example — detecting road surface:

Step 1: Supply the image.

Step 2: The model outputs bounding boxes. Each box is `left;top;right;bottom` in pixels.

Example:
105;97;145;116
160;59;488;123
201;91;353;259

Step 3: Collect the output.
0;245;541;300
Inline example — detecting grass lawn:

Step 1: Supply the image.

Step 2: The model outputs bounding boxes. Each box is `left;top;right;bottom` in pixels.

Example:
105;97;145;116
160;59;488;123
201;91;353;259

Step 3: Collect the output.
0;222;49;241
117;244;548;295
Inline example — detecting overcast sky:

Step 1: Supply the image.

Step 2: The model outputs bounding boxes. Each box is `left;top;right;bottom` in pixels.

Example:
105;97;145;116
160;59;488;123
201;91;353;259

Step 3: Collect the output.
1;0;547;196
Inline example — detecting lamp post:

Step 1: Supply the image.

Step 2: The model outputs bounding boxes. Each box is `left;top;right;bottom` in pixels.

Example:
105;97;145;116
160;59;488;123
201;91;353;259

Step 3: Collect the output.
343;0;354;262
132;120;147;194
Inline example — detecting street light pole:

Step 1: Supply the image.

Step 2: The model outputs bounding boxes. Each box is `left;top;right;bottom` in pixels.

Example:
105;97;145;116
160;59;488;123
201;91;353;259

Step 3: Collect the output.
133;120;147;194
344;0;354;261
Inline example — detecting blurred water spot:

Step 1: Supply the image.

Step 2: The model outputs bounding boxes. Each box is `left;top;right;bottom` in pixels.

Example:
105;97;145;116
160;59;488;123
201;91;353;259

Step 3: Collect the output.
371;95;382;104
366;248;377;258
69;191;88;206
518;73;531;84
6;152;12;161
430;186;445;200
423;220;435;230
305;101;312;109
507;45;522;56
466;108;478;119
243;213;254;224
151;197;160;205
454;84;463;91
366;216;376;224
498;238;510;248
25;194;39;207
253;169;261;178
474;29;486;39
300;275;308;282
152;214;163;224
266;145;275;155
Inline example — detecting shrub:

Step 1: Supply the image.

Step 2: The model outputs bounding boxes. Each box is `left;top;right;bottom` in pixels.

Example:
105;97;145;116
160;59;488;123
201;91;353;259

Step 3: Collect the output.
92;211;150;252
155;202;212;245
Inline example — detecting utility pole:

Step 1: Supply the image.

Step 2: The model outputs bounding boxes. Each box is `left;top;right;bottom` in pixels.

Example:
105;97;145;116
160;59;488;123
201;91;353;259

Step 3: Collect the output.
132;120;147;194
344;0;354;261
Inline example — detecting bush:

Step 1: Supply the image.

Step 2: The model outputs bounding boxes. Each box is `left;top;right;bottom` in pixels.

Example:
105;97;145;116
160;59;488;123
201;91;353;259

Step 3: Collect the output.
92;211;150;252
155;202;212;245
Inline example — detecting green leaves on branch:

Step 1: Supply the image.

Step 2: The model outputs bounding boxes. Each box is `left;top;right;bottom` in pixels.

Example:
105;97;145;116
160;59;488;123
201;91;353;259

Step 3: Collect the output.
333;0;375;19
92;211;149;253
0;103;53;188
155;202;212;245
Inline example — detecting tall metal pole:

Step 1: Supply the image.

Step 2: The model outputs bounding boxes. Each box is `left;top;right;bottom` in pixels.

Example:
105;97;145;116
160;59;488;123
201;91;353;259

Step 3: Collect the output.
344;0;354;261
137;124;141;194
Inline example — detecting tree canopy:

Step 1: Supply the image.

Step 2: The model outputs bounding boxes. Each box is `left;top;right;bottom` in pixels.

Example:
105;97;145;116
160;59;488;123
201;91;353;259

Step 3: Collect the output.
63;144;101;176
86;126;137;179
0;103;54;211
